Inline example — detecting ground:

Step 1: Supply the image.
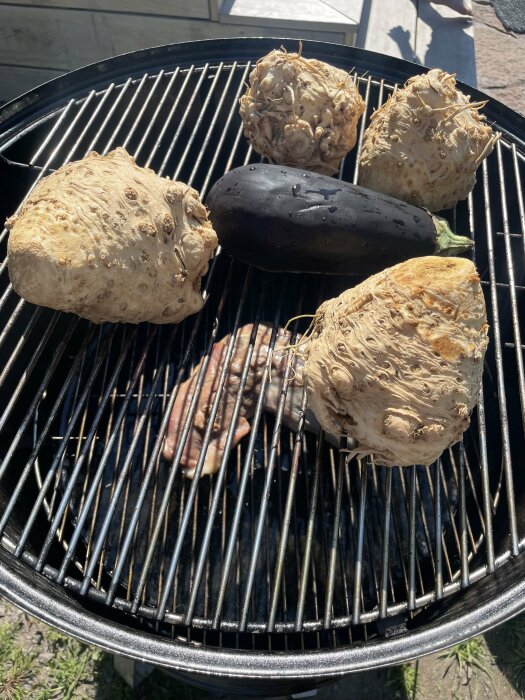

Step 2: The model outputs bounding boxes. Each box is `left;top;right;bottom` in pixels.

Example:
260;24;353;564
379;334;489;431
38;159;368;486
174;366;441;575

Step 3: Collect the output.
0;597;207;700
1;596;525;699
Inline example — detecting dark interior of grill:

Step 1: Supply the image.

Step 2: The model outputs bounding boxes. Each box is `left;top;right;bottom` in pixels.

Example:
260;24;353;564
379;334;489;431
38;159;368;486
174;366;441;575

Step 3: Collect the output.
0;41;524;684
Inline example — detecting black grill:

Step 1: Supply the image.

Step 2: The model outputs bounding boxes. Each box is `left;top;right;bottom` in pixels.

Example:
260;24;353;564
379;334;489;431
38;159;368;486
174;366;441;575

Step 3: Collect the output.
0;38;525;695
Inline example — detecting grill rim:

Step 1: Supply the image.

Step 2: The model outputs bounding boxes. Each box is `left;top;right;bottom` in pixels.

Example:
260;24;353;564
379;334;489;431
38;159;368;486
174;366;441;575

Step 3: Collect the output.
1;37;525;684
1;38;525;151
1;543;525;678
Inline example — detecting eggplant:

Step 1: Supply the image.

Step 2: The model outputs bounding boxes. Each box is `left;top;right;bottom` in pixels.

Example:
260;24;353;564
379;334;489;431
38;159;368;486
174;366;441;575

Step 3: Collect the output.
205;164;472;275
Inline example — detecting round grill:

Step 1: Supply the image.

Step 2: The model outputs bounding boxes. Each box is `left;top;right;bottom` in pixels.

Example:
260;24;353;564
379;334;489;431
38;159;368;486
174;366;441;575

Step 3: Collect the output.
0;38;524;695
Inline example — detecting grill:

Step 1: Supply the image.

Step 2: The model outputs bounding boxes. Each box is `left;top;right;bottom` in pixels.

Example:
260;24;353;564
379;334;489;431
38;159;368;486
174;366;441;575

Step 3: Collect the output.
1;38;525;696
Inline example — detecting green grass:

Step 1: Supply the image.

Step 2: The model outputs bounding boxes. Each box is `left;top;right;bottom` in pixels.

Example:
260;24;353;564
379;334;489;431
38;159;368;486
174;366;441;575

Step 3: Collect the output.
0;619;104;700
0;621;44;700
439;638;494;699
0;614;210;700
386;661;421;699
0;621;20;661
48;635;102;700
440;638;490;679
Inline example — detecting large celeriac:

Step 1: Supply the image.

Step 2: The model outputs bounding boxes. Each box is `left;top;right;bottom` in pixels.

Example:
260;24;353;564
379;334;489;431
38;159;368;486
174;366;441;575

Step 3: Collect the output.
239;47;365;175
6;148;217;324
302;257;488;466
358;69;498;212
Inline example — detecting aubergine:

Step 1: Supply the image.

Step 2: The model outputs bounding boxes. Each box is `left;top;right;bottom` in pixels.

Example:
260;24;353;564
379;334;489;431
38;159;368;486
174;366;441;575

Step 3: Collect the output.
205;164;473;275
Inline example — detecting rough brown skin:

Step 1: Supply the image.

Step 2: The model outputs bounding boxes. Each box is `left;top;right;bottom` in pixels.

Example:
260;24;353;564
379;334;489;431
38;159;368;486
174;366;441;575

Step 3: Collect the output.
302;257;489;466
6;148;218;324
358;69;499;212
239;48;365;175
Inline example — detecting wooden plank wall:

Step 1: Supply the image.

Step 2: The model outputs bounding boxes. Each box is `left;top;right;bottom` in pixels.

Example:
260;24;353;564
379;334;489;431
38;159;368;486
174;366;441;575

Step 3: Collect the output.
0;1;356;102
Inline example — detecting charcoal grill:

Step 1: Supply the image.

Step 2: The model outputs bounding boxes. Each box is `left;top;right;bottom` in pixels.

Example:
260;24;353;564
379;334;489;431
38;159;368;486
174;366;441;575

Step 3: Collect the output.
1;38;525;696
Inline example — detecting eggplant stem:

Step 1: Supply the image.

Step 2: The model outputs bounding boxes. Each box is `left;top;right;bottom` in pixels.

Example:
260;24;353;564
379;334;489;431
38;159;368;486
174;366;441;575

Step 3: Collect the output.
432;214;473;256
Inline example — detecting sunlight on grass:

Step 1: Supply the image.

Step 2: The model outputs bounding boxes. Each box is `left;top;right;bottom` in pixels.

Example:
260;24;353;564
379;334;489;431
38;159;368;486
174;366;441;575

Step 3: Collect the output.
0;621;46;700
48;634;102;700
0;619;100;700
0;609;210;700
439;637;496;699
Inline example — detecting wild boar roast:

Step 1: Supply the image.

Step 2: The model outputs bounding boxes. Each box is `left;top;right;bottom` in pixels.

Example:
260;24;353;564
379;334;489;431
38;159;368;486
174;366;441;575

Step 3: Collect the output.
302;257;488;466
239;47;365;175
358;69;498;211
6;148;218;324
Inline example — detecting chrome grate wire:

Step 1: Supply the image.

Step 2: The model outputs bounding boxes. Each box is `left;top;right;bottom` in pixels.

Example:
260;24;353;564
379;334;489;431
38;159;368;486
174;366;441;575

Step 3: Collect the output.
0;60;524;652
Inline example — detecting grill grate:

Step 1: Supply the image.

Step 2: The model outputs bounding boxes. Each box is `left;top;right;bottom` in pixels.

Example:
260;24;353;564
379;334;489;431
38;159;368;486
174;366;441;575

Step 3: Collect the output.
0;53;524;655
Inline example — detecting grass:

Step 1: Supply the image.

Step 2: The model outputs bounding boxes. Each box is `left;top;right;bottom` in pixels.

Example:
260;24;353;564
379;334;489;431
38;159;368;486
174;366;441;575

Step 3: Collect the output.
48;633;102;700
0;620;39;700
439;638;495;699
386;661;421;699
0;608;210;700
0;618;100;700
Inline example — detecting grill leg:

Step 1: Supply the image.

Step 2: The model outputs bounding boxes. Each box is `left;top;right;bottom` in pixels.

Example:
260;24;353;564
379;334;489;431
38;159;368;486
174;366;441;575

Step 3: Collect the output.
113;655;154;689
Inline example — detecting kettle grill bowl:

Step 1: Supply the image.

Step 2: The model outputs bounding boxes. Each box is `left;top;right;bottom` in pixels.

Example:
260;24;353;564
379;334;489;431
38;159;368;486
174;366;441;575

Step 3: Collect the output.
0;38;525;695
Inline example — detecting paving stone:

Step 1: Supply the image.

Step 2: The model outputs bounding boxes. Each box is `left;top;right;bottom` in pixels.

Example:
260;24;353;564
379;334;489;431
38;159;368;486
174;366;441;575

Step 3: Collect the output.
473;0;525;114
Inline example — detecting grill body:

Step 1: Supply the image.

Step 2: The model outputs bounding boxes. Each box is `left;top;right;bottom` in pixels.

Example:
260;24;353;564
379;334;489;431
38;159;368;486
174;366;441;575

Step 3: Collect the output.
0;38;525;695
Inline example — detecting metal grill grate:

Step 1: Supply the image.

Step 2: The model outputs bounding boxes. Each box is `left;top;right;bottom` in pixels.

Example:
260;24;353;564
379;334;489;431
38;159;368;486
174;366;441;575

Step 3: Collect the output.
0;51;524;655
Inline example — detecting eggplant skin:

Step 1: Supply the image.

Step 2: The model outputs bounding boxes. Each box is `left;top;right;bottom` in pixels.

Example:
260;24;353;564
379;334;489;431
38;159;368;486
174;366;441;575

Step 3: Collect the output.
205;164;438;275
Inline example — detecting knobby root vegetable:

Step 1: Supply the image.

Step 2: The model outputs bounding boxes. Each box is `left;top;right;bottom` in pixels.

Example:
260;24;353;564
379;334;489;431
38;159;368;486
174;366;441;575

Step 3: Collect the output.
6;148;218;324
301;256;488;466
239;46;365;175
358;69;499;211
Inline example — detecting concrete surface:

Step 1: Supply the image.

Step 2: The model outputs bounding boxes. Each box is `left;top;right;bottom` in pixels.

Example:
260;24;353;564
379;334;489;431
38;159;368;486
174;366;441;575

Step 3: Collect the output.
473;0;525;114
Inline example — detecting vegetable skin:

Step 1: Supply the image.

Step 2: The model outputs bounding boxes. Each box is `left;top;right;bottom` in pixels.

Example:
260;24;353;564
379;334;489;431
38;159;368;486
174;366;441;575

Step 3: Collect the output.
302;256;488;466
358;69;499;212
6;148;218;324
205;164;472;275
239;47;365;175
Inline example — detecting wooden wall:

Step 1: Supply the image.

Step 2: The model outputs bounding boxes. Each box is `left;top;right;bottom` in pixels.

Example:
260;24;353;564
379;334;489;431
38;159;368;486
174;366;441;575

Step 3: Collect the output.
0;1;357;102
